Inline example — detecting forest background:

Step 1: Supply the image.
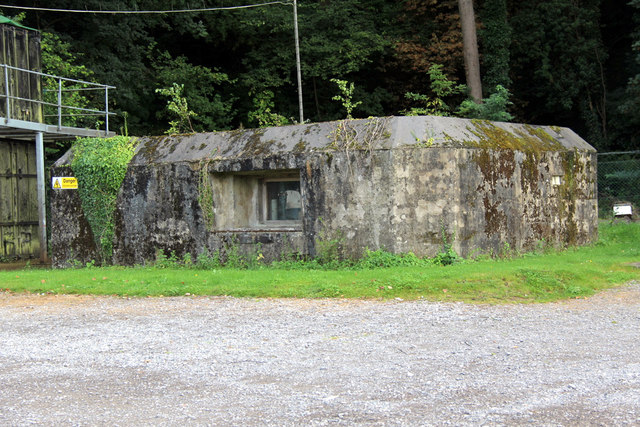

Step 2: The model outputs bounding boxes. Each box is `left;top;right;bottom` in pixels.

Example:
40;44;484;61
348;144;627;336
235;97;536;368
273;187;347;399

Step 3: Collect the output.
2;0;639;153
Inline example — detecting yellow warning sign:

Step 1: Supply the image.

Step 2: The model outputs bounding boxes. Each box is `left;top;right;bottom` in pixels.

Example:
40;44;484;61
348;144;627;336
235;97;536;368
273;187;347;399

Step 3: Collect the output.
52;177;78;190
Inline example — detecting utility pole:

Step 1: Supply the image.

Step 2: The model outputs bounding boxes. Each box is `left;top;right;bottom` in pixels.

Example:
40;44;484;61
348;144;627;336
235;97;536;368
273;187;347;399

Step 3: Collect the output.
293;0;304;123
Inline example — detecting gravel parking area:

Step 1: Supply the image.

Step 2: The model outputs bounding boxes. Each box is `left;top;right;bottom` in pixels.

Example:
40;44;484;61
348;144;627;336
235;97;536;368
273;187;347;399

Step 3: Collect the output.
1;282;639;426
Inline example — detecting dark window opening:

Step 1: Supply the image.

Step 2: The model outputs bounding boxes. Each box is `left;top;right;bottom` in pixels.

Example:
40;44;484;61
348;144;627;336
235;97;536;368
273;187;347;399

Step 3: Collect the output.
265;180;301;221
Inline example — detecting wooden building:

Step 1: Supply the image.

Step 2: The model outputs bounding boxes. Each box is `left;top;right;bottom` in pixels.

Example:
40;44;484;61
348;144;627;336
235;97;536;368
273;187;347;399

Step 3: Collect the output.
0;16;41;260
0;15;114;261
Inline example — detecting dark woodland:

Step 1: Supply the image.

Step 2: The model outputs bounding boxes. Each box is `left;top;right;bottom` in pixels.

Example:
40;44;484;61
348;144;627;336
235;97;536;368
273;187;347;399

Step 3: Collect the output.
2;0;638;152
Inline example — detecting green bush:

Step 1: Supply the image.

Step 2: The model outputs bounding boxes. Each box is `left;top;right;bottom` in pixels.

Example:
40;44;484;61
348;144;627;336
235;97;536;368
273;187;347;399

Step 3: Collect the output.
432;246;461;266
457;85;514;122
402;64;466;117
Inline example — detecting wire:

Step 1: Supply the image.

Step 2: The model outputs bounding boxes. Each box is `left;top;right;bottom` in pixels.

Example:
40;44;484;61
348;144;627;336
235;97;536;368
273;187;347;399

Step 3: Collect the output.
0;1;292;14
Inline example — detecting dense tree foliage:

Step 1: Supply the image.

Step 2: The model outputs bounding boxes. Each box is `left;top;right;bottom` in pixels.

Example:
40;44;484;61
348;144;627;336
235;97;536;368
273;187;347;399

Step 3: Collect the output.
1;0;638;151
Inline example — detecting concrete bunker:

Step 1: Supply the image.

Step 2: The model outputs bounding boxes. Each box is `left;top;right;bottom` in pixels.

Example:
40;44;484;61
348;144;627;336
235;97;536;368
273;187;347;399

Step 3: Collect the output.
50;115;598;267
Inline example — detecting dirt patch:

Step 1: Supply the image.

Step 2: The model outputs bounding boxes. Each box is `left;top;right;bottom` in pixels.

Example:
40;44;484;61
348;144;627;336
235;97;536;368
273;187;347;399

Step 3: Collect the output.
556;280;640;309
0;260;50;271
1;281;639;309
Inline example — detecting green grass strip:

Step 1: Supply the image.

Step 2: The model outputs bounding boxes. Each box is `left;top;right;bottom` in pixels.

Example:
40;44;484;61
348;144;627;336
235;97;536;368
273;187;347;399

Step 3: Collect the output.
1;222;639;303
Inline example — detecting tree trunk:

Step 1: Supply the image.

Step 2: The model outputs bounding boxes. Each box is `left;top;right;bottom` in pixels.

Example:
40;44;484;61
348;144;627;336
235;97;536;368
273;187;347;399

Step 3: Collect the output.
458;0;483;103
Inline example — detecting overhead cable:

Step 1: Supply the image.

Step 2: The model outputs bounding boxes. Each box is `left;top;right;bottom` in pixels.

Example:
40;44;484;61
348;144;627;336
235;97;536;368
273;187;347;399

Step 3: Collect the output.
0;1;292;14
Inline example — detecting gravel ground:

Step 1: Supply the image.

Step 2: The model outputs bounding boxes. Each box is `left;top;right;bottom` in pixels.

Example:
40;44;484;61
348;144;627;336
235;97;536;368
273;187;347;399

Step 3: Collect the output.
1;282;639;426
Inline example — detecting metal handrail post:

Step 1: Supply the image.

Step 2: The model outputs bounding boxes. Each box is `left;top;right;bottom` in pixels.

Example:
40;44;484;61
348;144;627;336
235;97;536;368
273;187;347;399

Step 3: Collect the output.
105;87;109;135
57;78;62;130
35;131;48;263
4;64;10;121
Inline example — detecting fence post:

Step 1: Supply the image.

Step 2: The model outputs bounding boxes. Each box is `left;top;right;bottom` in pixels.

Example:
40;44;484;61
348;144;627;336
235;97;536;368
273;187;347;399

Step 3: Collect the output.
105;86;109;136
57;78;62;130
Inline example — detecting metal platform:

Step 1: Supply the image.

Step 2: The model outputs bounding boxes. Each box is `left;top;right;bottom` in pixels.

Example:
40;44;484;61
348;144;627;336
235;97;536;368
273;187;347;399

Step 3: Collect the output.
0;116;114;141
0;63;116;141
0;63;117;262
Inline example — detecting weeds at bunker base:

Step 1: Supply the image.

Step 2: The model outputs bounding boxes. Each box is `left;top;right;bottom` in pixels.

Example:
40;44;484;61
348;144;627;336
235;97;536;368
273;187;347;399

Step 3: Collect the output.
50;115;597;268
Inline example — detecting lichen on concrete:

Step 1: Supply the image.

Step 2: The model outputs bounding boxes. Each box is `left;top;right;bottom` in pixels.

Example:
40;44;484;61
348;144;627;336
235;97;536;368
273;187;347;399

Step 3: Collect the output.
463;120;565;152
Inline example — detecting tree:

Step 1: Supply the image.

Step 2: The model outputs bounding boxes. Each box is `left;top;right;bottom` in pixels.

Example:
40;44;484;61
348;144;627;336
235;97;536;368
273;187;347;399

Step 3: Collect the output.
40;32;95;128
402;64;466;116
155;83;196;134
458;0;482;103
8;0;638;149
247;90;290;127
394;0;463;75
391;0;465;116
457;84;513;121
330;79;362;119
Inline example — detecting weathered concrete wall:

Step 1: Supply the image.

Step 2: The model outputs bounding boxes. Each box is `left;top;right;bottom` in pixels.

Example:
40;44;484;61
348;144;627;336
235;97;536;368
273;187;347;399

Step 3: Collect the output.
112;163;205;264
110;160;307;265
300;146;597;259
50;165;99;267
50;116;598;267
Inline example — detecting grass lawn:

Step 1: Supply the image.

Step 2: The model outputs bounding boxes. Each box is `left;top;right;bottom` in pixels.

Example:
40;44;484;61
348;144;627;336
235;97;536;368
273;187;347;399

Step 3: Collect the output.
1;222;639;303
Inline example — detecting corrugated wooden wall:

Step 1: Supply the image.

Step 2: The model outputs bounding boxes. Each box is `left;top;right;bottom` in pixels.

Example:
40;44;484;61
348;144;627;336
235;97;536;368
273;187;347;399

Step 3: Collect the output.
0;139;39;259
0;23;42;122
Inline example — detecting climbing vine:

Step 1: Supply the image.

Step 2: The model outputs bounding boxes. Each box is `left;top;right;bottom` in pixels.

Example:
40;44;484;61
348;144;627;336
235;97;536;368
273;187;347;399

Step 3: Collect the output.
198;158;216;230
71;135;136;264
327;117;389;154
326;117;390;177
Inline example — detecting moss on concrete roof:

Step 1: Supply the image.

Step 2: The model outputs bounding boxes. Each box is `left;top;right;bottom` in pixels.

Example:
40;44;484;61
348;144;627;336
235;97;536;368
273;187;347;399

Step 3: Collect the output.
97;116;594;166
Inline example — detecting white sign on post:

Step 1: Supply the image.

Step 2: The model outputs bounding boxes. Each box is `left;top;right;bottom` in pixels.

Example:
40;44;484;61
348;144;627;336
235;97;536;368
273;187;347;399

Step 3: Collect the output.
613;204;633;216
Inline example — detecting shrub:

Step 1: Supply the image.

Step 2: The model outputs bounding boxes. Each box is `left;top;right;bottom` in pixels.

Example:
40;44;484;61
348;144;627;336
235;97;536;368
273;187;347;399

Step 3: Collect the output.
457;84;513;122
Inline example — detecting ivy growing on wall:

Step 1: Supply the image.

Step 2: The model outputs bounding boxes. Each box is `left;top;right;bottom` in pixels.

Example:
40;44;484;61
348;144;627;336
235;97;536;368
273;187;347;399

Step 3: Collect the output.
71;136;136;264
198;159;216;230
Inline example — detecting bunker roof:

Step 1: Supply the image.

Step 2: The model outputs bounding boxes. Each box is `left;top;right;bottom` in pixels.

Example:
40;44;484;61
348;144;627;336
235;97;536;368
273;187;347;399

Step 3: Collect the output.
54;115;595;167
130;116;593;166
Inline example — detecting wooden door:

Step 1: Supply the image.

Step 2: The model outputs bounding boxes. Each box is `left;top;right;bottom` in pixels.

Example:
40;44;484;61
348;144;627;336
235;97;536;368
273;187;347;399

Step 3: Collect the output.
0;139;39;259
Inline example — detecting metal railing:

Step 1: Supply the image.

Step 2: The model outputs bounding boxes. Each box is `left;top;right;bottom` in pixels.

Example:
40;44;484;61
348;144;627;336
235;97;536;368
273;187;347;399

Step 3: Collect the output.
0;63;116;134
597;150;640;218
